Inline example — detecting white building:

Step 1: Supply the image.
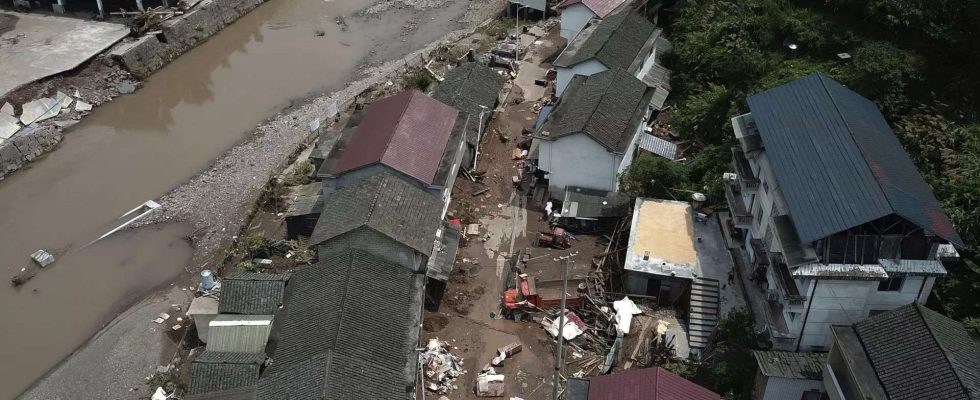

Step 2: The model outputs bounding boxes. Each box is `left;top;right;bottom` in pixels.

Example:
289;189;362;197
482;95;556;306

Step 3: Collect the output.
555;0;631;40
726;73;963;351
533;69;654;197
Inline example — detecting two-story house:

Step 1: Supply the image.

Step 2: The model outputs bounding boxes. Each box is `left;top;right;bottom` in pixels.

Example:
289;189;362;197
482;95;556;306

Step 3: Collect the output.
555;0;631;41
533;68;655;198
726;73;964;351
552;7;663;97
316;90;467;218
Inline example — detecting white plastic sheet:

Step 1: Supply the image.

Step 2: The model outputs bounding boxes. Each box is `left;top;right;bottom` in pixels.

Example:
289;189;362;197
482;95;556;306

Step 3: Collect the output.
613;296;642;335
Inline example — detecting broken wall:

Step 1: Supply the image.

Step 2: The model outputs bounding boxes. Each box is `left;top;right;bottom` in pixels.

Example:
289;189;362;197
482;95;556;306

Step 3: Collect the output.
110;0;268;78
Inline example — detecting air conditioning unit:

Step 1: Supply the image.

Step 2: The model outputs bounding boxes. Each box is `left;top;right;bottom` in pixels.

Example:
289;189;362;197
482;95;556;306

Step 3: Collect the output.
723;172;738;182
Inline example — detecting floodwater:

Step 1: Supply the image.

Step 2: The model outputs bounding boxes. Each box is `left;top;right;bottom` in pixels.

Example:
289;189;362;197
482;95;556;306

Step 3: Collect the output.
0;0;475;397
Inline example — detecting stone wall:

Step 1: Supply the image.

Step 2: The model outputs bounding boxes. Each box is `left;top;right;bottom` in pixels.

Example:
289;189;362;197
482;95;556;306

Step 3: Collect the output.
0;125;61;178
110;0;268;78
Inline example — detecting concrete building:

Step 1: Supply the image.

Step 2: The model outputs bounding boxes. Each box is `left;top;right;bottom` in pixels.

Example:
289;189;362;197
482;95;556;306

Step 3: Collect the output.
753;351;827;400
552;7;665;97
309;173;444;274
316;90;466;217
824;303;980;400
726;73;964;351
533;69;654;198
555;0;631;40
621;197;741;350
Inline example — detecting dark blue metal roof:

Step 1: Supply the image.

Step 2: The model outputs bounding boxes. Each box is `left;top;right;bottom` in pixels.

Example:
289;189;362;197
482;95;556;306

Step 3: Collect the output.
747;73;962;247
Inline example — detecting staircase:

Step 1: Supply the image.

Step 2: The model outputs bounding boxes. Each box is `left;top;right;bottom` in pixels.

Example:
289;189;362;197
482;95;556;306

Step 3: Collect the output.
688;278;721;349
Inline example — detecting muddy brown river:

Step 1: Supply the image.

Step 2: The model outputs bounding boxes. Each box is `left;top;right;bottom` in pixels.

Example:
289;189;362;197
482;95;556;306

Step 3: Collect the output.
0;0;476;397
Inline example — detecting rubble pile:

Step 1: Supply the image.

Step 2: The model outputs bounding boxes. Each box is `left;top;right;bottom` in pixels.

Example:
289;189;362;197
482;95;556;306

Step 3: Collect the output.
421;338;465;394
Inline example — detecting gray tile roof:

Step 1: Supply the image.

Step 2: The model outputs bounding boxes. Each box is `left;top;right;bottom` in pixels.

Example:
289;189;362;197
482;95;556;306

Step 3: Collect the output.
218;272;290;315
879;258;948;277
187;351;264;397
747;73;962;247
554;7;657;72
285;183;323;217
309;173;443;256
538;69;653;153
854;303;980;400
753;350;826;380
433;63;506;145
256;249;424;400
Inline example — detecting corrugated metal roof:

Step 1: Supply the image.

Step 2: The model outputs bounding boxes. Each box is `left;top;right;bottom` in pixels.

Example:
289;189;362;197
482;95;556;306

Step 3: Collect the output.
539;69;653;153
854;303;980;400
309;173;443;257
535;106;553;131
561;186;631;218
878;259;947;277
554;8;657;72
638;133;677;160
747;73;962;247
329;90;459;185
426;223;461;282
586;367;720;400
791;263;888;280
753;350;826;380
555;0;629;17
218;272;289;315
207;315;273;353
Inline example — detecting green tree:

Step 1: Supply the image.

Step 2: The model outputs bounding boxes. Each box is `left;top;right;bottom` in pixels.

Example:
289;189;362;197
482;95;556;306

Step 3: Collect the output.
619;153;689;199
837;41;924;115
670;84;735;145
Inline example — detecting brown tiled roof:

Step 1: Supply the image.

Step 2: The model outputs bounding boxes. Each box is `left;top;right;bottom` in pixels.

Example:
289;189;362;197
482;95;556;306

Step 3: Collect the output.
585;367;720;400
329;91;458;185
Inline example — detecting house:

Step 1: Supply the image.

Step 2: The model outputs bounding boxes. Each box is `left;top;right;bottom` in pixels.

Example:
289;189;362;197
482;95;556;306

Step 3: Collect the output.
753;351;827;400
309;172;443;273
218;272;289;316
533;68;654;197
424;222;462;311
566;367;720;400
186;351;264;400
316;90;466;216
552;7;660;97
432;62;507;170
556;185;631;231
622;197;725;350
508;0;547;14
187;297;219;343
555;0;632;40
283;183;322;240
726;73;964;351
255;248;424;400
825;303;980;399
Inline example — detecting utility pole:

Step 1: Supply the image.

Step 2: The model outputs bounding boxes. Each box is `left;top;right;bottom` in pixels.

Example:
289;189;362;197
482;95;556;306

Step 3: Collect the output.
552;251;578;400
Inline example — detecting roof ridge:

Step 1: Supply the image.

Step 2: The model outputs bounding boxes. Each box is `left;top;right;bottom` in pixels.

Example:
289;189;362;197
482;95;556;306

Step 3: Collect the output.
581;71;620;149
364;174;388;223
914;303;973;396
592;10;634;64
327;249;357;352
816;73;898;226
380;91;417;159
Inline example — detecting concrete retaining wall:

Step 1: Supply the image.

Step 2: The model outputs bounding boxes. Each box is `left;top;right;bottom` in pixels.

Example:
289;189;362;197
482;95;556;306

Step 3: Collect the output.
110;0;267;78
0;125;61;178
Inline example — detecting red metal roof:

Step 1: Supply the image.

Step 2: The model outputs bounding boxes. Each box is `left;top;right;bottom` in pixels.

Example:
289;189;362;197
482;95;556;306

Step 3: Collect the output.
555;0;628;17
330;90;458;185
587;367;720;400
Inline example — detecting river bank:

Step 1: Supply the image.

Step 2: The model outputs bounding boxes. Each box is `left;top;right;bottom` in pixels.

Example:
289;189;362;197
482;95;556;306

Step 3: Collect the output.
9;0;505;397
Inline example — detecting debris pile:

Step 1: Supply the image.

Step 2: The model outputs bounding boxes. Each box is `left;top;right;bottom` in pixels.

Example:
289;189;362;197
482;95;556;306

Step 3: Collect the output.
421;338;465;394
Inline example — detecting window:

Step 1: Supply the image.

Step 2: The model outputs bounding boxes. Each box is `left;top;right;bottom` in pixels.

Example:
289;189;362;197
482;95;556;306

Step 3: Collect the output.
868;309;888;317
878;277;904;292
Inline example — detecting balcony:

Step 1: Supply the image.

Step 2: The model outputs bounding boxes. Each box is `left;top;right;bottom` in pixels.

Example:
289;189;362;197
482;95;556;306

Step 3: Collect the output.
731;147;760;191
769;257;806;308
725;183;752;228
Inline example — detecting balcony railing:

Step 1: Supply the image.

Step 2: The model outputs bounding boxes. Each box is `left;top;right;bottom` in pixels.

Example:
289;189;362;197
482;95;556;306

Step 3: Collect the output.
725;183;752;227
731;147;760;190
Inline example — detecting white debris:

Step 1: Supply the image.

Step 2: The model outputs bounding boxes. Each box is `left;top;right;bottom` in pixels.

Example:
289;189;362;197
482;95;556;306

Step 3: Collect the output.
158;312;170;320
56;91;74;108
421;338;464;394
30;249;56;267
0;102;13;116
0;113;20;141
151;387;168;400
153;318;165;324
75;100;93;112
19;98;61;125
613;296;643;335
